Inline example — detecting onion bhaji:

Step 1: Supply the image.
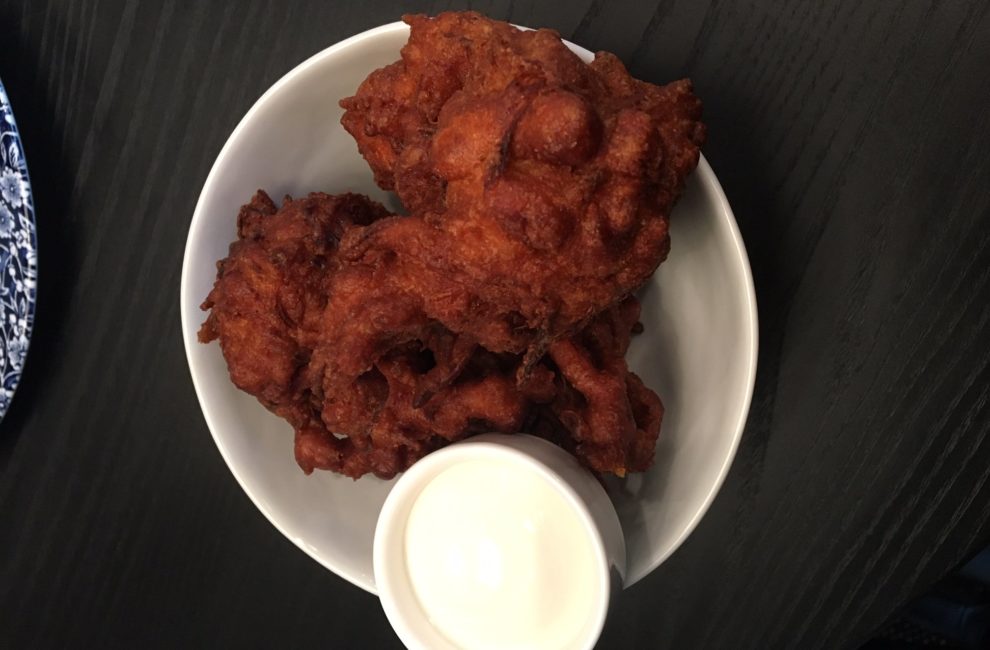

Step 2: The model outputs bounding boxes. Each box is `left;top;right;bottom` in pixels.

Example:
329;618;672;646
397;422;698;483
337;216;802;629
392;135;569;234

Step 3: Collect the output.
200;11;703;479
339;11;705;353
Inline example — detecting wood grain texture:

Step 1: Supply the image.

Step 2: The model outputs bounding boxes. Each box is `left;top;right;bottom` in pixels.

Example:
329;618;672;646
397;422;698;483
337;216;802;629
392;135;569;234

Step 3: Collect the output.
0;1;987;648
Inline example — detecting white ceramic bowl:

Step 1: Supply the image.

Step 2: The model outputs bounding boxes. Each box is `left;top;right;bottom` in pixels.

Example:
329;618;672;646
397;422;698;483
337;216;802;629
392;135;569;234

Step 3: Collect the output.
180;21;758;592
375;434;623;650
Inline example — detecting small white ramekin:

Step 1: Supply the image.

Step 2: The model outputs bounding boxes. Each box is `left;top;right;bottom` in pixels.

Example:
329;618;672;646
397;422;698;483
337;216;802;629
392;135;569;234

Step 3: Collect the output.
373;433;626;650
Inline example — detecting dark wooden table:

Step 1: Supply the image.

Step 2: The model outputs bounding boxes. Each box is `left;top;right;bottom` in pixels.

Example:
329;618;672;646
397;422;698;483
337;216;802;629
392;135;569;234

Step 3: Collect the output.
1;1;987;648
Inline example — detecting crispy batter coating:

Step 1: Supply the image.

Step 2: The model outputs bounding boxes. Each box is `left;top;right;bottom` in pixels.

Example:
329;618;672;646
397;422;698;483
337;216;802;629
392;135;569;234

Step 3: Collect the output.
201;191;662;478
201;12;703;479
198;191;389;430
340;11;705;353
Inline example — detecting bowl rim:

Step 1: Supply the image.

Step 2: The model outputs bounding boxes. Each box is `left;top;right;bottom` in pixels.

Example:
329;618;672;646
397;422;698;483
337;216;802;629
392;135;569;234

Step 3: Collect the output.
180;19;759;594
636;154;759;581
180;21;414;593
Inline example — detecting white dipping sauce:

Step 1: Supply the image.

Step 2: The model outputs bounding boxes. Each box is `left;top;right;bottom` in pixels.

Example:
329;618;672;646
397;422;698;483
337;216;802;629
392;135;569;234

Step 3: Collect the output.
403;459;602;650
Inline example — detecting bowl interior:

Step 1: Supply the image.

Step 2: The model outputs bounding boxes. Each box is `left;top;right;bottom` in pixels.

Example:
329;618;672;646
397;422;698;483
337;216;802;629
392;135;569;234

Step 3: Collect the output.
180;22;757;593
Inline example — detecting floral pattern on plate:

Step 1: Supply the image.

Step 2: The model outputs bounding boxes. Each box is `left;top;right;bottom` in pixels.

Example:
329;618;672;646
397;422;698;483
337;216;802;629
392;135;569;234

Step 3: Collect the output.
0;80;37;419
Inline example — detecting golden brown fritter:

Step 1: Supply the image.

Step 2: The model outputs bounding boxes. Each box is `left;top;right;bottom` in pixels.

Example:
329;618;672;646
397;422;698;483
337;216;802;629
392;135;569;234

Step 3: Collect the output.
201;12;704;479
199;191;389;431
201;192;662;478
339;11;705;354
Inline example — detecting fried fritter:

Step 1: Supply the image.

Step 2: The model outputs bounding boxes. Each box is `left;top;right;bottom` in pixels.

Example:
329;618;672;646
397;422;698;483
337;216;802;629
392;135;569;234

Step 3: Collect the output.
340;11;705;354
198;191;447;477
201;12;703;479
199;191;389;431
201;191;661;478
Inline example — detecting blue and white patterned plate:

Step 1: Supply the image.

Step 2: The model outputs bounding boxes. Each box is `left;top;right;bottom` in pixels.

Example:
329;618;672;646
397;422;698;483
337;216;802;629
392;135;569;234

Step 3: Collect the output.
0;79;38;420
